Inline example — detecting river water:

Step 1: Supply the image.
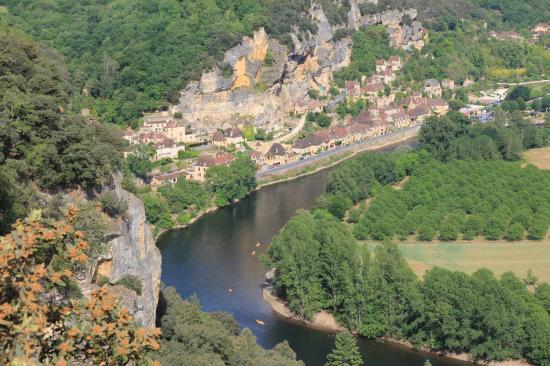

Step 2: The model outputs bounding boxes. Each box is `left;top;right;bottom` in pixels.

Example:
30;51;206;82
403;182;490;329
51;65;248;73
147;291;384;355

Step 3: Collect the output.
157;142;471;366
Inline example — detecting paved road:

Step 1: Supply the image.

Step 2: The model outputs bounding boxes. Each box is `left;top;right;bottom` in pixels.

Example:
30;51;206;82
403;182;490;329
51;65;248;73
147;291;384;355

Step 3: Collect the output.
273;114;306;143
498;79;550;87
256;125;421;179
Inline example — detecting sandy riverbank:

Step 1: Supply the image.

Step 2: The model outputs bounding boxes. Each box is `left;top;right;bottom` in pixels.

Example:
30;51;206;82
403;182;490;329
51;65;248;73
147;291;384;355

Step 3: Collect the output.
262;286;344;332
263;284;532;366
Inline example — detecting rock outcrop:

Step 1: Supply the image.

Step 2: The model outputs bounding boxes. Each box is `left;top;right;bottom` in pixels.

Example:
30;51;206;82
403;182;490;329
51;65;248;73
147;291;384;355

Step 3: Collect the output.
76;178;161;329
347;2;427;50
176;6;352;136
102;180;161;328
175;2;426;136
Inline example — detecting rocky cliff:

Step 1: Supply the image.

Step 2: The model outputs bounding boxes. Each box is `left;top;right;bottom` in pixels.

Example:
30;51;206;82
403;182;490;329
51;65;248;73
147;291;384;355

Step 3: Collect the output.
176;5;352;136
176;1;427;136
348;1;427;49
75;178;161;328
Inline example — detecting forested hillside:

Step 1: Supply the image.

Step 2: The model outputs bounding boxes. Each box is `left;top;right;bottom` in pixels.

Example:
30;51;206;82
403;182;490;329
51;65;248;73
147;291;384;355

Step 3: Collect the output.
4;0;550;125
0;24;123;234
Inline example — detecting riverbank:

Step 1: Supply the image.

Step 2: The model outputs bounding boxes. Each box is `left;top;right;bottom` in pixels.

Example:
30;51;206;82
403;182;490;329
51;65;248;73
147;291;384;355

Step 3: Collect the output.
263;287;532;366
156;127;419;239
262;286;344;332
264;280;536;366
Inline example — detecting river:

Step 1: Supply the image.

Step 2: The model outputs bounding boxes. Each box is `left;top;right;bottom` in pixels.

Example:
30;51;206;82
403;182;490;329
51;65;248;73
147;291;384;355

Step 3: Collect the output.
156;142;471;366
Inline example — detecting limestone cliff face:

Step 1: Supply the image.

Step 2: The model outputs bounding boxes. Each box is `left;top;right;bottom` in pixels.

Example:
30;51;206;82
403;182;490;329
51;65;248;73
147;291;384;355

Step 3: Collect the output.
106;181;161;328
176;2;426;136
82;178;162;329
347;1;427;50
177;6;352;136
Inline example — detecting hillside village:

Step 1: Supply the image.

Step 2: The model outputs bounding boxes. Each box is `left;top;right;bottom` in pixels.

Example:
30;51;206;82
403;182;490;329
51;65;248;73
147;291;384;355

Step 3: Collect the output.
121;15;550;190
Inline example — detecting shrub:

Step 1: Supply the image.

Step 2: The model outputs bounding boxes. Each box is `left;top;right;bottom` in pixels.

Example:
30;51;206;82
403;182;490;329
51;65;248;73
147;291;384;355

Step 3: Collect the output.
116;275;143;295
99;191;128;217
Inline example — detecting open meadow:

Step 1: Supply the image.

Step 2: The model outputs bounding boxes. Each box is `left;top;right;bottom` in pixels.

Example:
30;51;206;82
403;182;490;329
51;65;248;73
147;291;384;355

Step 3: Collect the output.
367;241;550;283
524;146;550;169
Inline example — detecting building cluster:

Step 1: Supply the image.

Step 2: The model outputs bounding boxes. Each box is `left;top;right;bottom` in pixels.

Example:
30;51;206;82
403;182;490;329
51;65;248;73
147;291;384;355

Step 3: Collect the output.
212;127;244;148
123;111;197;160
531;23;550;43
151;152;235;187
488;31;524;42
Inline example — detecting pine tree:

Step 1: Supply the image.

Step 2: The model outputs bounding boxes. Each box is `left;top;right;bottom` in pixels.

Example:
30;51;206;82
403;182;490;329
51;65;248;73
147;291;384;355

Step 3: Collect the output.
325;331;363;366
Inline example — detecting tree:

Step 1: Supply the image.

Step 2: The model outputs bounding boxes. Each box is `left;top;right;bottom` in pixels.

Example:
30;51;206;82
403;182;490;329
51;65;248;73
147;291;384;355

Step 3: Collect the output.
127;144;155;179
325;332;363;366
0;209;160;365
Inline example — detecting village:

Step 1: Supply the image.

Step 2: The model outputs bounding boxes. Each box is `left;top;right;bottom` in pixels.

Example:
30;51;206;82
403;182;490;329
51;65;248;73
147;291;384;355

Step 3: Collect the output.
120;16;550;190
121;53;459;188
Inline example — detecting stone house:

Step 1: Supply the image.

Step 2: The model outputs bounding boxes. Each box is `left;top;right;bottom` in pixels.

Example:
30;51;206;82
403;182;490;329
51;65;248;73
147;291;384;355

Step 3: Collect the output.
265;143;288;167
189;152;234;182
408;106;431;123
345;80;361;101
151;170;186;188
389;56;402;71
153;138;185;161
442;79;455;90
375;59;387;73
292;134;324;155
424;79;442;98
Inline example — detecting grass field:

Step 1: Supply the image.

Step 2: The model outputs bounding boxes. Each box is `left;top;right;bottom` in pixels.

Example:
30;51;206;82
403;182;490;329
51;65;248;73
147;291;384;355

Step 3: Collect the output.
523;146;550;169
366;241;550;283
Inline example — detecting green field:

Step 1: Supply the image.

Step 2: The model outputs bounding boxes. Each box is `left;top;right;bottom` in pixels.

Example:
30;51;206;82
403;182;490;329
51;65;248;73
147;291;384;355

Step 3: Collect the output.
367;241;550;283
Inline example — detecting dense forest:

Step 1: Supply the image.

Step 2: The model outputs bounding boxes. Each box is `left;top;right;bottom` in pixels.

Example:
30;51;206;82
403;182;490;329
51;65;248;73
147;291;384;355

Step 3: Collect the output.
0;24;123;234
402;29;550;83
265;214;550;365
157;287;304;366
4;0;550;125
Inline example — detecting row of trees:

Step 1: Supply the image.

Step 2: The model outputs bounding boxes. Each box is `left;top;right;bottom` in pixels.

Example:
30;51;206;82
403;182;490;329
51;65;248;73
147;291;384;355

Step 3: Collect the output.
354;159;550;241
265;212;550;365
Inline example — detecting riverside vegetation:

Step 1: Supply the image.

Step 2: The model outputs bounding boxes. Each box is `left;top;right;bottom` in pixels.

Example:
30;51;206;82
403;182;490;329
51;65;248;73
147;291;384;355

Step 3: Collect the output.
263;110;550;365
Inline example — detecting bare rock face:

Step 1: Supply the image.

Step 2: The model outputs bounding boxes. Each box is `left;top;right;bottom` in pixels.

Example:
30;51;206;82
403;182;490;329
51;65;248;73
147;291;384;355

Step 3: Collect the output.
176;9;353;136
109;183;161;328
91;179;161;328
311;4;333;44
347;5;427;50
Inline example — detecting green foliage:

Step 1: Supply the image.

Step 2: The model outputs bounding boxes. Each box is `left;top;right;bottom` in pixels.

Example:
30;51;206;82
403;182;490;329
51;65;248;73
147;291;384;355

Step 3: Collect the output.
115;275;143;295
403;30;550;83
307;112;332;128
4;0;270;125
419;111;546;162
325;332;363;366
0;27;123;233
159;179;209;212
206;155;257;206
334;26;402;84
268;217;550;365
99;191;128;218
352;159;550;242
73;202;108;267
157;287;304;366
127;144;155;179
